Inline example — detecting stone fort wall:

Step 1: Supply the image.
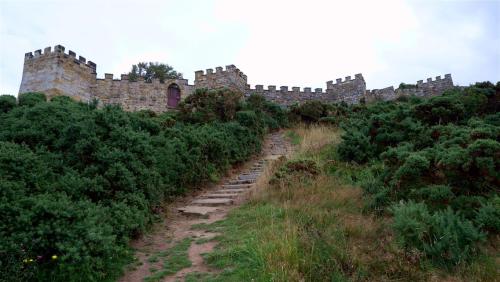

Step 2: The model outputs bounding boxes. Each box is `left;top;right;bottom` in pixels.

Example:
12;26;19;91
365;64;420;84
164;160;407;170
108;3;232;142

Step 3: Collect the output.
95;74;193;112
243;74;366;106
20;45;194;113
20;45;97;101
365;74;454;103
19;45;455;111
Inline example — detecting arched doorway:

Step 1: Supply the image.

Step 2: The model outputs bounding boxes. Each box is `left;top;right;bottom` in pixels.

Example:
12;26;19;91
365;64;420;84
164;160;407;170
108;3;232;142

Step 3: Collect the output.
167;83;181;108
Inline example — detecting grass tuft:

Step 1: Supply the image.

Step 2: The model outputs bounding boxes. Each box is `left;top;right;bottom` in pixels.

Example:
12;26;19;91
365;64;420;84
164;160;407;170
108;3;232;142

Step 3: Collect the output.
143;237;193;282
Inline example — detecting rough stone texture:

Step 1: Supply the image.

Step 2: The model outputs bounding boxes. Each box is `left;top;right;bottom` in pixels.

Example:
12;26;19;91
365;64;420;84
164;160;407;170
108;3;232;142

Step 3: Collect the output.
194;65;248;93
177;206;220;216
19;45;96;101
221;184;252;189
202;193;240;198
213;189;246;193
244;74;367;105
191;198;233;206
365;86;396;103
19;45;194;113
366;75;454;102
19;45;455;110
326;74;367;104
95;76;193;112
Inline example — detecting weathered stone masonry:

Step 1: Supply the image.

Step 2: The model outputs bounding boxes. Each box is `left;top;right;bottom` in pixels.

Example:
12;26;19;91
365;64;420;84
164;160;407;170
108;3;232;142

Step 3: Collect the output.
19;45;454;112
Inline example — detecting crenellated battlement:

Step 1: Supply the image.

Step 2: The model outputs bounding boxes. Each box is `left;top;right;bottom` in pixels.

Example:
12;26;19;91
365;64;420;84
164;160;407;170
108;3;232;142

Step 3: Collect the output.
365;74;454;102
94;73;193;112
97;72;189;85
244;73;366;105
249;85;327;94
24;45;97;73
194;64;248;93
18;44;455;111
326;73;364;89
245;83;331;106
19;44;99;101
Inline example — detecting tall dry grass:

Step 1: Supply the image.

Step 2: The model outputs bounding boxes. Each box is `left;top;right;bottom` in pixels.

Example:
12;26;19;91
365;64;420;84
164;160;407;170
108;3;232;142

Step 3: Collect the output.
293;124;341;155
206;125;497;282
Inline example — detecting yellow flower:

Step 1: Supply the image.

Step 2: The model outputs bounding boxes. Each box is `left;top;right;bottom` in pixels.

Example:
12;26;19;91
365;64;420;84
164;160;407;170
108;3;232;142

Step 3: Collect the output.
28;259;33;262
52;255;58;260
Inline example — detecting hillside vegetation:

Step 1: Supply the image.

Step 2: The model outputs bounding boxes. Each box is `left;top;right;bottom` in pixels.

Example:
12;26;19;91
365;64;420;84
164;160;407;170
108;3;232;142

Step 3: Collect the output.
0;89;287;281
185;82;499;281
1;82;498;281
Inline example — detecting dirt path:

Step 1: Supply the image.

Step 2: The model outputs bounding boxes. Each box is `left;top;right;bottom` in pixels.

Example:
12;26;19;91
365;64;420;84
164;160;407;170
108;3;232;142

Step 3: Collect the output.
119;132;291;282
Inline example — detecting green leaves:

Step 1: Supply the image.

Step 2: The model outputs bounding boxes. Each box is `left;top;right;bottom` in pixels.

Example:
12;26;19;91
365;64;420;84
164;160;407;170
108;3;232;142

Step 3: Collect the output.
128;62;183;82
0;94;16;113
334;81;499;267
18;92;47;107
392;202;485;266
0;91;272;280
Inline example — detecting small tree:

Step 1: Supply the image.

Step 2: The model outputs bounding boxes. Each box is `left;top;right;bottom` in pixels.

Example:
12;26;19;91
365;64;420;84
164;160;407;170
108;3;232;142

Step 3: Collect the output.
128;62;183;83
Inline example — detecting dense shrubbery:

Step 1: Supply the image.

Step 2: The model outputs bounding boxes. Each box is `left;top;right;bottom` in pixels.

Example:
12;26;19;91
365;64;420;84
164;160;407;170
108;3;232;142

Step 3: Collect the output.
289;100;350;125
270;158;320;185
0;90;286;281
335;82;499;266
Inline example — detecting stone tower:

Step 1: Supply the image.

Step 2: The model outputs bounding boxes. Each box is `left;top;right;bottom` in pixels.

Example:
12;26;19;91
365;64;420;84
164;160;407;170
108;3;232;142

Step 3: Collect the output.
19;45;97;101
194;65;248;93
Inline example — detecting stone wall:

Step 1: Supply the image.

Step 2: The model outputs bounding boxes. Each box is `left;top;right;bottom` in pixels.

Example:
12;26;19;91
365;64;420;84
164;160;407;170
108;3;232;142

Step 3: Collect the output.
95;74;193;112
194;65;248;93
365;74;454;102
19;45;455;111
19;45;97;101
365;86;396;102
326;74;366;104
19;45;194;113
244;73;367;105
245;85;332;106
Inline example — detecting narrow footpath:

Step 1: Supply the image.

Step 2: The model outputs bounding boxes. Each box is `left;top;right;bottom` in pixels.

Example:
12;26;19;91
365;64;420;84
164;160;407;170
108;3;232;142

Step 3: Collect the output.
119;132;291;282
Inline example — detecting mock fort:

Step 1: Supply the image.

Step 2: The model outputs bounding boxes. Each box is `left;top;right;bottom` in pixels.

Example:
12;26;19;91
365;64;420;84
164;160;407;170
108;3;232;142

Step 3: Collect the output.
19;45;454;112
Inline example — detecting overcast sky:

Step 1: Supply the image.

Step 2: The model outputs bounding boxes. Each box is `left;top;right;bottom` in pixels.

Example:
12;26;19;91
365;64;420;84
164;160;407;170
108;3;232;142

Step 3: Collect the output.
1;0;499;95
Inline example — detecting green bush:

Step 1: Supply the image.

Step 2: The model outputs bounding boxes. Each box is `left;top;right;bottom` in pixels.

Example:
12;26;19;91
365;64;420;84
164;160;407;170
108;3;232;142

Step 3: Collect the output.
332;82;499;268
243;94;289;129
177;88;242;123
290;101;330;123
271;159;320;184
337;130;374;163
0;95;16;113
0;91;278;280
410;185;454;209
18;92;46;107
392;202;485;266
474;196;500;233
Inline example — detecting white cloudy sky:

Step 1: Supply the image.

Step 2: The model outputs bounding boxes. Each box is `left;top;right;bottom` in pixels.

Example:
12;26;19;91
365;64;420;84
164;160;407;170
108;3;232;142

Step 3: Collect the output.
1;0;499;95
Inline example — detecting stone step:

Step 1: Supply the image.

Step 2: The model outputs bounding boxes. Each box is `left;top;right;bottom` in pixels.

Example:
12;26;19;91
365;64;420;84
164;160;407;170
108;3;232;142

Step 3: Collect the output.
239;175;257;180
192;198;233;206
202;193;240;199
227;179;255;184
177;206;219;216
240;174;259;178
213;189;247;193
221;184;253;189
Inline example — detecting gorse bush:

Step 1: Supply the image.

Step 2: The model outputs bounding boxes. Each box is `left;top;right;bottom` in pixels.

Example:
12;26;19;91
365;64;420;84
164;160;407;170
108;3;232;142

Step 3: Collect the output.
334;82;499;267
271;158;320;185
0;91;281;281
0;95;16;113
177;88;243;123
289;100;349;124
17;92;47;107
391;202;485;266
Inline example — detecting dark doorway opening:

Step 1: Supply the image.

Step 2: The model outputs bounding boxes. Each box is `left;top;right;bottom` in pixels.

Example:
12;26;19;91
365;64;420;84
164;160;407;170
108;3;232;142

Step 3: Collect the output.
167;83;181;108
